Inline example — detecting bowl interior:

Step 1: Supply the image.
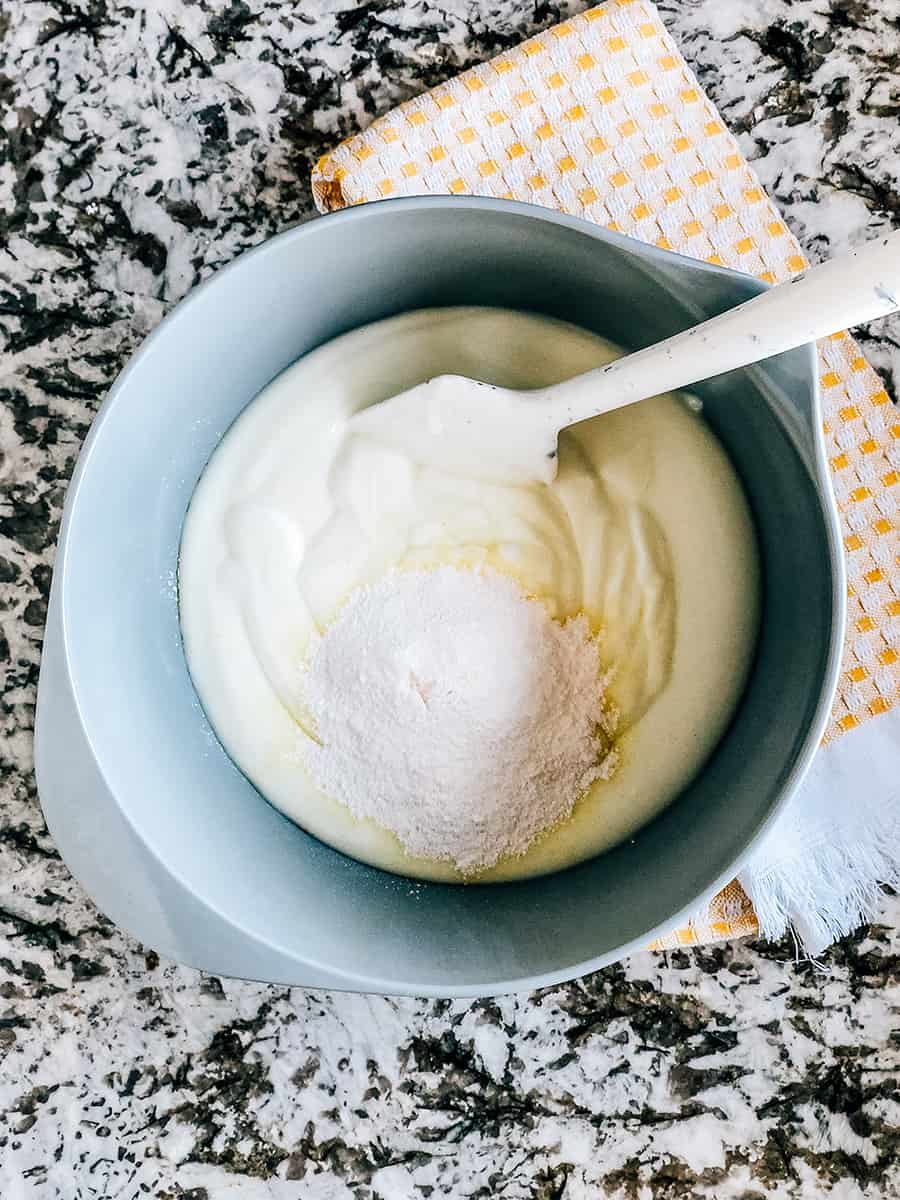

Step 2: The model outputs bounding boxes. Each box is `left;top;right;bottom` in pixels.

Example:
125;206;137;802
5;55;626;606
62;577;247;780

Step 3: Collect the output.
60;200;838;991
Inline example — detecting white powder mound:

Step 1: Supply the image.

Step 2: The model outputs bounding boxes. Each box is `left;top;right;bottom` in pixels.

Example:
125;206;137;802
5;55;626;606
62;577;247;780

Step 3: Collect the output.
302;566;614;872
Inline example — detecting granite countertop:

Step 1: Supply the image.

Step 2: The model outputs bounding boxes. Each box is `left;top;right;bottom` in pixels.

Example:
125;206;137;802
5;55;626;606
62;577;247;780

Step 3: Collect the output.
2;1;899;1196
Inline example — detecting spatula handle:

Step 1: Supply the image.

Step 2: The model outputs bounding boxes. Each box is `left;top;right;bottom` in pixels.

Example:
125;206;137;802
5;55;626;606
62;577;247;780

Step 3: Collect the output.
546;229;900;426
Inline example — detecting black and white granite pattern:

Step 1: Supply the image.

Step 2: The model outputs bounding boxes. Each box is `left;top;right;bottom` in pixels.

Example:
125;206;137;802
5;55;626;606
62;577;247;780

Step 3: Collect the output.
2;1;899;1195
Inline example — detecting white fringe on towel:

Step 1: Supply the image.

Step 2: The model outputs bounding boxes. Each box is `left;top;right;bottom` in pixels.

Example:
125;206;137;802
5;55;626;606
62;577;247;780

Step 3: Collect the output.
737;707;900;955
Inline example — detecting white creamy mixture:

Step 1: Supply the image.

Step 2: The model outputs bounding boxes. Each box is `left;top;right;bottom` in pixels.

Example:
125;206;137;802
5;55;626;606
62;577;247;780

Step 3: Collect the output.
179;307;760;882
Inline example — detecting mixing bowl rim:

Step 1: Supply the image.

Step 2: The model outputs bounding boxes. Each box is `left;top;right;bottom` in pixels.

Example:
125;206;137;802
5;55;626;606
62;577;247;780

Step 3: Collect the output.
51;196;847;994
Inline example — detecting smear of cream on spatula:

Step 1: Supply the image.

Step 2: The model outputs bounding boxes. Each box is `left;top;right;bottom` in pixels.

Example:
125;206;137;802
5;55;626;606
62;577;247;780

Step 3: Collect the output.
302;566;616;872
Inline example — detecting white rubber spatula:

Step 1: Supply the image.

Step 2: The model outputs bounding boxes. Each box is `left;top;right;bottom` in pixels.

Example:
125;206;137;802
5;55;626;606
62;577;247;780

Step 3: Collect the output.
350;230;900;484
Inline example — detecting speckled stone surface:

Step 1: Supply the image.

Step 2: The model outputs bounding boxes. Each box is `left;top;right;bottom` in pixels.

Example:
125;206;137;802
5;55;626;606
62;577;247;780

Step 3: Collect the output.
2;2;899;1196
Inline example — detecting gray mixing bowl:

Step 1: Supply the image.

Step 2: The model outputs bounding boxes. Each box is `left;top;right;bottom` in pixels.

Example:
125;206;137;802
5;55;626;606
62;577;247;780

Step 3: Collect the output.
36;197;845;996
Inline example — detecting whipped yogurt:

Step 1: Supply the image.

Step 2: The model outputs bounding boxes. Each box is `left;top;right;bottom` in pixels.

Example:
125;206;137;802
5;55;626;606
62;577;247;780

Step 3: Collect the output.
179;307;760;881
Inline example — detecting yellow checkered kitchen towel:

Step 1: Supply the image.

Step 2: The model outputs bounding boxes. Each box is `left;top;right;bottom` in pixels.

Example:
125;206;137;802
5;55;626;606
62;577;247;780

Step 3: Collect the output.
312;1;900;949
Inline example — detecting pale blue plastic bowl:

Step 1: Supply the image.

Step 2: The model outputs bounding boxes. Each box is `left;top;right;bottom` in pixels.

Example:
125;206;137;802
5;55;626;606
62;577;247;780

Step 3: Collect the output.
36;198;845;996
